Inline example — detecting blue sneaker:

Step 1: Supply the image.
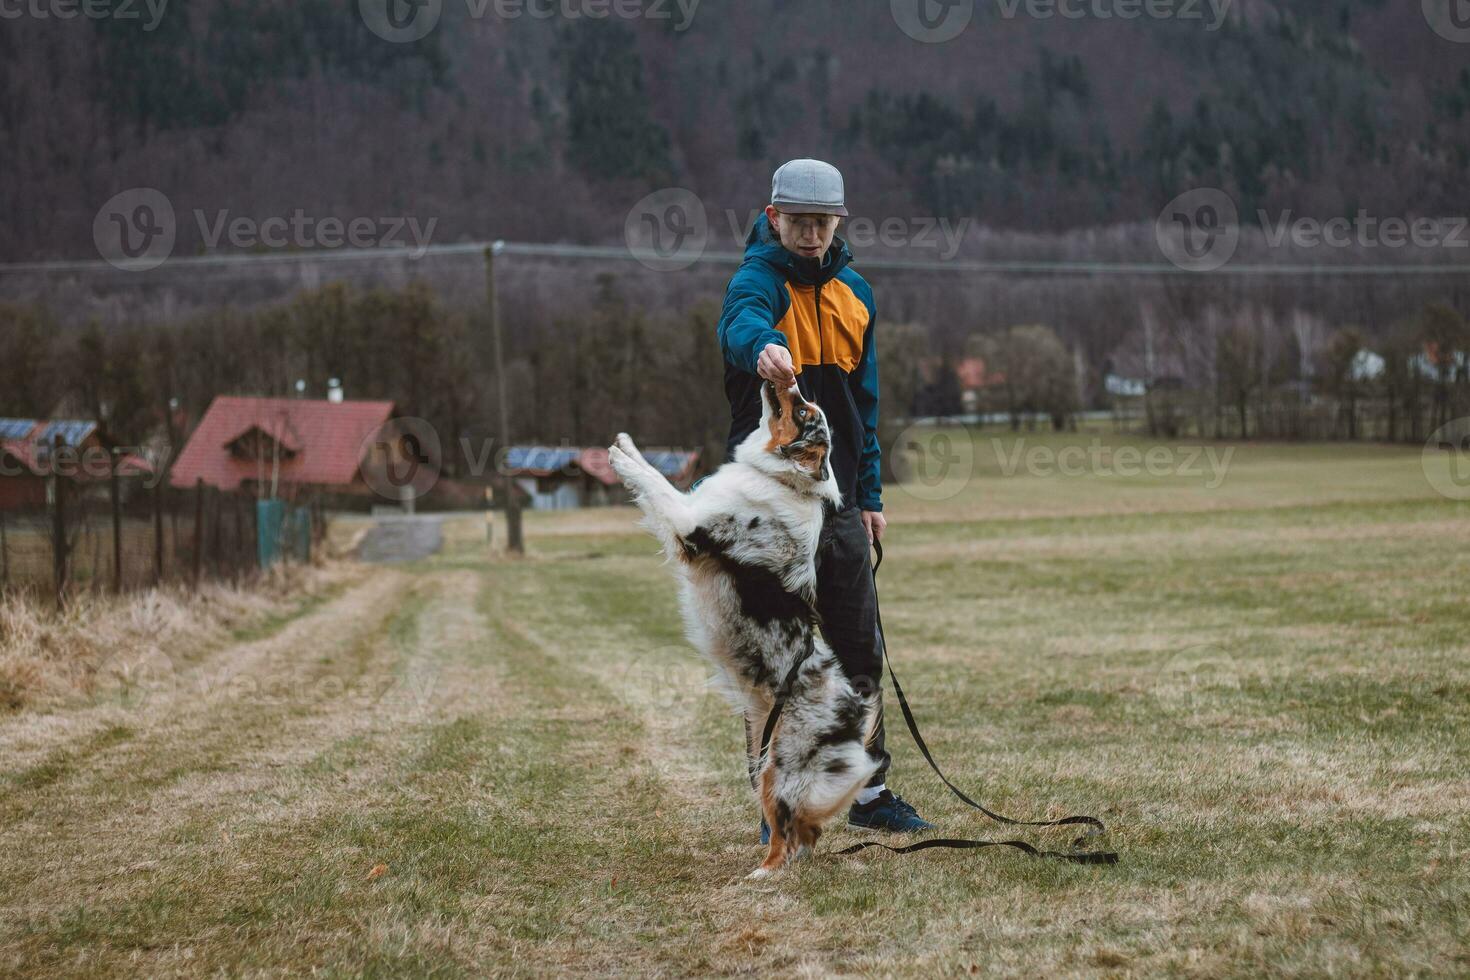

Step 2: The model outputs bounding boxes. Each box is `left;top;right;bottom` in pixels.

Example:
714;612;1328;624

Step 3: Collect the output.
759;818;770;845
848;790;935;833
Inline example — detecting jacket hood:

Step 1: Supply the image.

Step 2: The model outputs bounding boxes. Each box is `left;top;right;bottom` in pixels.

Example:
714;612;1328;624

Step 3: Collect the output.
743;212;853;287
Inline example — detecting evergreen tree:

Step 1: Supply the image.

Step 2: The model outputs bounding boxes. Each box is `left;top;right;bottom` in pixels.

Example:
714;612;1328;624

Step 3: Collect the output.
557;22;672;183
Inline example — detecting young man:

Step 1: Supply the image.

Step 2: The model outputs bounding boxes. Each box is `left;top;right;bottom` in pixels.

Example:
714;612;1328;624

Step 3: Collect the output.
715;158;934;838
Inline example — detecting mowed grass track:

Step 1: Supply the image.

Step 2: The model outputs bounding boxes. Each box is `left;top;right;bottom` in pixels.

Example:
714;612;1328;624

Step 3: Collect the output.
2;431;1467;977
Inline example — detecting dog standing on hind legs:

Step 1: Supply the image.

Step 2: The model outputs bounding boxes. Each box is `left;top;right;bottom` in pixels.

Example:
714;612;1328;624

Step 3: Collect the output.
608;381;882;878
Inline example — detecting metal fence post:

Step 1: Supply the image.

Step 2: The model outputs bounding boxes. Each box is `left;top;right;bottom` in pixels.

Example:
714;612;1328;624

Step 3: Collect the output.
153;478;165;586
304;497;315;564
191;477;204;591
233;494;245;580
51;435;66;607
209;487;222;579
110;448;122;594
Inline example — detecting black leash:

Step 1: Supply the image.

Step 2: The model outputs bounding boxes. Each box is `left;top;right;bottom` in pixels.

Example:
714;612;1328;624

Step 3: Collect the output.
758;537;1118;867
838;539;1118;865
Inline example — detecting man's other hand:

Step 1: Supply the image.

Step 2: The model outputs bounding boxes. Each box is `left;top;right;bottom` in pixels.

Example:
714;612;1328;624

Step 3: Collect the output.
861;510;886;544
757;343;797;387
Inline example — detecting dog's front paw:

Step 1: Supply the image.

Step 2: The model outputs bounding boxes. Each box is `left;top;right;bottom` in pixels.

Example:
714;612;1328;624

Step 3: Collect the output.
745;866;775;881
615;432;646;463
607;444;638;486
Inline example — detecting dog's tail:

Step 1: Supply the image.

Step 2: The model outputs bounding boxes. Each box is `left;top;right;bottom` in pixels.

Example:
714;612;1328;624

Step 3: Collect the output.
863;689;883;760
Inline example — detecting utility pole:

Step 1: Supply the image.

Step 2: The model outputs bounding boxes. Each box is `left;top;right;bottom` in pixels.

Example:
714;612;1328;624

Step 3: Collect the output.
485;241;523;554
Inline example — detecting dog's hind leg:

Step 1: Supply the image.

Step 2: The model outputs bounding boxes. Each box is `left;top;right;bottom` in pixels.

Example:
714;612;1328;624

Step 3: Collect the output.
789;814;823;861
780;687;881;859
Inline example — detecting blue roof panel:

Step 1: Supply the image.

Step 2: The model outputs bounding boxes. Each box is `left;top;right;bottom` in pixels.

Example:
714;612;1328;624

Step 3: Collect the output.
37;420;96;448
0;418;37;440
643;450;697;477
504;447;580;473
503;445;696;479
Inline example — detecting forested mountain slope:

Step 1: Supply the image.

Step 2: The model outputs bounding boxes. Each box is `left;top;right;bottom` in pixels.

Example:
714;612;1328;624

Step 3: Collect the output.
4;0;1468;261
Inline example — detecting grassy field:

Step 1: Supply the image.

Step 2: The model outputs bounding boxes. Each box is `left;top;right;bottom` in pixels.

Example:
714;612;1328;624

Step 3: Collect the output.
1;429;1467;977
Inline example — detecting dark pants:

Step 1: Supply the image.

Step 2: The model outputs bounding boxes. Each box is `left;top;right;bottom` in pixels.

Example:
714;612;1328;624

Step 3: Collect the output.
745;502;890;789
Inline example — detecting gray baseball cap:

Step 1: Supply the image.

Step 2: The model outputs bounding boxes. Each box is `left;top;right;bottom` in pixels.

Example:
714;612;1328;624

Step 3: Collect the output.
771;159;848;216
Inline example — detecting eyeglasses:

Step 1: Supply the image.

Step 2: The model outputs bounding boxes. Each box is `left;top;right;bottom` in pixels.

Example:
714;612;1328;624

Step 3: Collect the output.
777;213;840;234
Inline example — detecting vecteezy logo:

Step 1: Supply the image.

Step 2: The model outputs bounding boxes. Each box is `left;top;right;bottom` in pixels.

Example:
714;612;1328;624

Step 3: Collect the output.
90;649;177;708
359;0;441;42
1423;418;1470;500
93;188;176;271
359;416;442;503
1157;641;1239;716
618;646;701;712
1424;0;1470;42
624;188;709;272
1155;187;1240;272
891;0;974;42
892;424;973;501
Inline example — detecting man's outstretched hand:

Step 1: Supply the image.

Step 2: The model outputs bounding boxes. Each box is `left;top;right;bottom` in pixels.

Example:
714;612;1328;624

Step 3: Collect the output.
861;510;886;544
757;342;797;387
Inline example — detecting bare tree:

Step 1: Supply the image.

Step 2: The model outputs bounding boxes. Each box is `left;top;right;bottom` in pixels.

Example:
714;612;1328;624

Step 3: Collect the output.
1319;326;1368;440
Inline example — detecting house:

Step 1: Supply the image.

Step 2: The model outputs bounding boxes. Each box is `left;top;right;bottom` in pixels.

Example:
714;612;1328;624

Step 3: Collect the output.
1412;344;1468;382
0;418;152;511
503;445;700;510
954;356;1002;391
952;356;1005;414
168;396;404;500
1104;373;1148;398
1350;348;1385;382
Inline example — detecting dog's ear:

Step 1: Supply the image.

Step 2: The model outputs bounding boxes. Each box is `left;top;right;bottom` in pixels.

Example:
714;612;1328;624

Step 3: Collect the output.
761;379;783;419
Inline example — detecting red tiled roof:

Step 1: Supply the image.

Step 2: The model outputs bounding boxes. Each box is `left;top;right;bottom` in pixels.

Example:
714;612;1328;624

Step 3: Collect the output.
225;422;303;454
575;447;700;487
577;448;619;486
955;356;1004;389
169;397;396;491
0;438;41;474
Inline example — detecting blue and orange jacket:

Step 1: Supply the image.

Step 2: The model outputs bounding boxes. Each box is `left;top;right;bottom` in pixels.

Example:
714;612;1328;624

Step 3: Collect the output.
718;213;881;512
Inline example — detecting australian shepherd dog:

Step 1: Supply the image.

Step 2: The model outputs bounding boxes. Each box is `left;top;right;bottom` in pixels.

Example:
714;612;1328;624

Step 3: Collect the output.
609;381;881;879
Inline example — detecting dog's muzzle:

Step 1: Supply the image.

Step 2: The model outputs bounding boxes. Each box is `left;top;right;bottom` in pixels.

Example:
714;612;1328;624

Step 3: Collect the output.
778;416;831;482
779;419;830;456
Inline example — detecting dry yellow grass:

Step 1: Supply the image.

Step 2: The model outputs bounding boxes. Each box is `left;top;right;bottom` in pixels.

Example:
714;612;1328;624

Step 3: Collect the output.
0;560;359;712
0;432;1467;977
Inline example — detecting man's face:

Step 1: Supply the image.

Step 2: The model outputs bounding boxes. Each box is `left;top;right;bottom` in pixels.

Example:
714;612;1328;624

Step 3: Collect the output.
766;205;840;260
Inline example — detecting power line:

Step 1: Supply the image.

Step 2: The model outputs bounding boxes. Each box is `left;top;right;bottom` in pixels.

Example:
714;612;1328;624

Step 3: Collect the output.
2;240;1468;276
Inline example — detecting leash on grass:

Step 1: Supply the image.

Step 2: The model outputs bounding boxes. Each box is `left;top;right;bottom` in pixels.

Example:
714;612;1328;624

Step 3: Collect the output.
760;538;1118;867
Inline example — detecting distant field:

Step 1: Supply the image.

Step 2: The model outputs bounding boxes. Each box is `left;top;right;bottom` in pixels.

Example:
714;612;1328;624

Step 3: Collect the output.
2;429;1467;977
